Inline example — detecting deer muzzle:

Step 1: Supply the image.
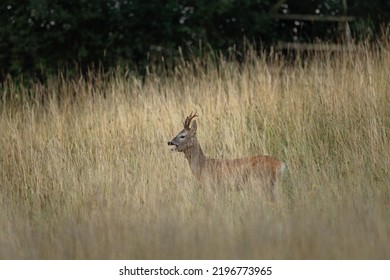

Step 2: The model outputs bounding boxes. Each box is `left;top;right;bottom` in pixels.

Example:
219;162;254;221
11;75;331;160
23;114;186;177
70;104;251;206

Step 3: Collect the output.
167;141;178;151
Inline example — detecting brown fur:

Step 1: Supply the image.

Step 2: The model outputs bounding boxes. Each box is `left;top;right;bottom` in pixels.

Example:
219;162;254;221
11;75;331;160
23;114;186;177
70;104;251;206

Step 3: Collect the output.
168;112;286;191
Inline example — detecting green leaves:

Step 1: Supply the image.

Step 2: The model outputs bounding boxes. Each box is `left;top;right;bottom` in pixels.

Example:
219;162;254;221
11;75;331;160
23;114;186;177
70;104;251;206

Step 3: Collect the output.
1;0;389;80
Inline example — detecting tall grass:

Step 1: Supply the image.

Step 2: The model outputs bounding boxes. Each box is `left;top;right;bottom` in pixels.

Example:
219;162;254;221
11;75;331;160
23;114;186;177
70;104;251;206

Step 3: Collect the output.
1;42;390;259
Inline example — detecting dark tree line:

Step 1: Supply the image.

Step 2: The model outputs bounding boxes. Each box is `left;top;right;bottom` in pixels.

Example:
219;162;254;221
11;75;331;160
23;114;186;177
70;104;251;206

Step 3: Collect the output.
1;0;389;80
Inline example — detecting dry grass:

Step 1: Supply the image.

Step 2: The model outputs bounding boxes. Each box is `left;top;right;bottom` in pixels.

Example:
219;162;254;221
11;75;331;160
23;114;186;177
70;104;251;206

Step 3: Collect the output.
1;42;390;259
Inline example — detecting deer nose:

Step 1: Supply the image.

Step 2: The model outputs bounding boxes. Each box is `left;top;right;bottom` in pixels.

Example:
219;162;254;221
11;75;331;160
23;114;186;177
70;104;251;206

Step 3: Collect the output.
168;141;172;145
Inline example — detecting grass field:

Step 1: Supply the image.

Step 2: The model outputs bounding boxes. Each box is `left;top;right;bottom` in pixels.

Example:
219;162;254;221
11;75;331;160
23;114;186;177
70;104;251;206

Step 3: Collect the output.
1;42;390;259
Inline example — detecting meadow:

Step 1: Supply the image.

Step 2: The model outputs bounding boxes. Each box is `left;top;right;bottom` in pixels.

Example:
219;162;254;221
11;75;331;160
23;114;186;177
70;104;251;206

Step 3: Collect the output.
1;42;390;259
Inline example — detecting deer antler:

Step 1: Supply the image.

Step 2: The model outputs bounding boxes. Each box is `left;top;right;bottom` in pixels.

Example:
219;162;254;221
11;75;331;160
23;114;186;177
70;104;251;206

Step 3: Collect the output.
184;111;198;129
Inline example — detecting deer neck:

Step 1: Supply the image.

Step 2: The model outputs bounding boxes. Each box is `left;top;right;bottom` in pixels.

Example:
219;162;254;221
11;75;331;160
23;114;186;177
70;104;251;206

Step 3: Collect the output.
183;138;206;178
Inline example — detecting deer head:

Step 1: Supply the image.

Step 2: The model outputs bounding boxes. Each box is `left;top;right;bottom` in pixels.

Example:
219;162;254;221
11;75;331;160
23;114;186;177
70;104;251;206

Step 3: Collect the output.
168;112;198;152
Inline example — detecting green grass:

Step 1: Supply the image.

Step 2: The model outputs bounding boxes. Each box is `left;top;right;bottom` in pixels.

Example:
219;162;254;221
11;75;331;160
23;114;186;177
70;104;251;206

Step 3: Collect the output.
1;42;390;259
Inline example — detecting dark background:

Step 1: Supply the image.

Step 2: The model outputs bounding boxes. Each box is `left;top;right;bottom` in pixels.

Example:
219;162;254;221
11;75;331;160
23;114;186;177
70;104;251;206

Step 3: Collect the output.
1;0;389;80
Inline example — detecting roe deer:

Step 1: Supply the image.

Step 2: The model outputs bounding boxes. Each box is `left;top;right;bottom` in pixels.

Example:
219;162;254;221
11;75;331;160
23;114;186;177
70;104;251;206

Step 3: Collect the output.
168;112;286;193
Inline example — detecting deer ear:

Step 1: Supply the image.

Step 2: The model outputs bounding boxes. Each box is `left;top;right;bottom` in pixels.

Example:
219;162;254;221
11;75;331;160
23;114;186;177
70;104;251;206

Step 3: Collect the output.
190;120;197;134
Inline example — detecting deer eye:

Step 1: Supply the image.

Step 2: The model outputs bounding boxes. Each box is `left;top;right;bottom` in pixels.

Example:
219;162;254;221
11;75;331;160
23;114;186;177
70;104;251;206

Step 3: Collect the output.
180;135;185;139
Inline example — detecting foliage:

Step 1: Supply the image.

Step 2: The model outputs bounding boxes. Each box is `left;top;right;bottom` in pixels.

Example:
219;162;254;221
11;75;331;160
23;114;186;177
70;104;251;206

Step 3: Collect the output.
0;0;389;79
0;0;275;79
